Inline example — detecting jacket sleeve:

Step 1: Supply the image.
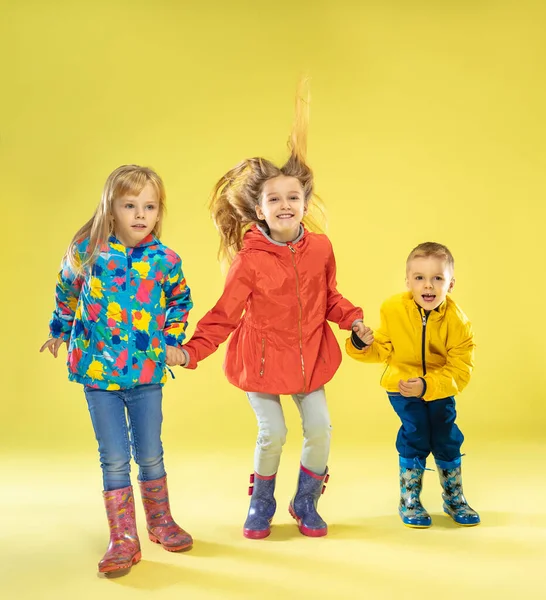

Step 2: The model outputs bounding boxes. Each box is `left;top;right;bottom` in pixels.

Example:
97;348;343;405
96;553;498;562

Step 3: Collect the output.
324;238;363;329
422;320;475;401
163;256;193;347
182;253;253;369
49;258;85;341
345;303;393;364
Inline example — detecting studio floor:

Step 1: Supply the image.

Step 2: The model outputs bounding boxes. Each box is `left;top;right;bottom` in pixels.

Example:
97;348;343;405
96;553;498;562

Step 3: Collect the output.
2;442;544;600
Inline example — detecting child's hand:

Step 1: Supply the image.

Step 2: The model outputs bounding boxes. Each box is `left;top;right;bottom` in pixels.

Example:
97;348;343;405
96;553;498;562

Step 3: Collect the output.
398;378;424;398
352;322;374;346
40;337;67;358
166;346;186;367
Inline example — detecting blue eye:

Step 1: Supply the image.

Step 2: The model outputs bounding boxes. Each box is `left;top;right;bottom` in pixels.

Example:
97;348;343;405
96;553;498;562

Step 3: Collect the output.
125;203;134;209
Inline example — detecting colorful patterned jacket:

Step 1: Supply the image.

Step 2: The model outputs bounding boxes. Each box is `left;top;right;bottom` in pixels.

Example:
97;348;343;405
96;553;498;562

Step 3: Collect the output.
49;234;192;390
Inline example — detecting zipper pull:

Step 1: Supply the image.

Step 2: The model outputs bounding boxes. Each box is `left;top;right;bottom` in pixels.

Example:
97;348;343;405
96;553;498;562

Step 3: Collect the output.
287;244;296;254
418;307;426;327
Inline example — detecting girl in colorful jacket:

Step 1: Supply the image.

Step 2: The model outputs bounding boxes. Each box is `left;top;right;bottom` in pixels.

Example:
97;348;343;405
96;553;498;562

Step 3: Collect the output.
40;165;194;574
347;242;480;528
179;84;367;539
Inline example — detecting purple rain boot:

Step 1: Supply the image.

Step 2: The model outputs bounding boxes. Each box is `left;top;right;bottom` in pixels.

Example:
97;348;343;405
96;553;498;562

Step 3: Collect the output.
289;464;329;537
243;472;277;539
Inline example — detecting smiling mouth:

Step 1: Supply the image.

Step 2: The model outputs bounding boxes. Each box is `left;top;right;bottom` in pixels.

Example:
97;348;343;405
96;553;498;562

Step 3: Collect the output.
277;214;294;219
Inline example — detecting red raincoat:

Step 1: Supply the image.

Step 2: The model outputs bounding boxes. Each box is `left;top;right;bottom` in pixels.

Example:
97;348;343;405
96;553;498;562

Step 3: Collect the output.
183;225;362;394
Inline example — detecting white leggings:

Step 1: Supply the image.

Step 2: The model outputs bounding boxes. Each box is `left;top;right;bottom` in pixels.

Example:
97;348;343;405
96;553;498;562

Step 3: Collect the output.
246;387;331;477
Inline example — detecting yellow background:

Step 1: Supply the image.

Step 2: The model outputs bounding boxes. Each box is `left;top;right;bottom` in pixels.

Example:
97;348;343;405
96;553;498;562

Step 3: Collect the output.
1;1;545;599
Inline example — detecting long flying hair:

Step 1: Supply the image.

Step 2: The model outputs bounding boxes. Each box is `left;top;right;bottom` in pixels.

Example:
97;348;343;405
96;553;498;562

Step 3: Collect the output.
210;78;326;265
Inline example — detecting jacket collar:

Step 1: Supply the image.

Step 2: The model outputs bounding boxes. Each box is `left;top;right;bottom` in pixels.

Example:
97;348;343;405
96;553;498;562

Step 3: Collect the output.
242;224;306;253
108;233;158;249
255;223;305;245
402;291;449;319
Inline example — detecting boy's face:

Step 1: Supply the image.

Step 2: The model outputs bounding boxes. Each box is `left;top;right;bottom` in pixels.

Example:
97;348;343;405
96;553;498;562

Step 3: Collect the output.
406;255;454;311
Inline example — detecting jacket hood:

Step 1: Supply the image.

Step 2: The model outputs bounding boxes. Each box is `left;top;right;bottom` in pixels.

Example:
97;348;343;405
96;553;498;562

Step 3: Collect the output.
242;224;306;255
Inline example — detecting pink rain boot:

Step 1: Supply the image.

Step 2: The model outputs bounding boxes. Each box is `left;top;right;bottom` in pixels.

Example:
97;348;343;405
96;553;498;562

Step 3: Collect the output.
99;486;141;574
139;475;193;552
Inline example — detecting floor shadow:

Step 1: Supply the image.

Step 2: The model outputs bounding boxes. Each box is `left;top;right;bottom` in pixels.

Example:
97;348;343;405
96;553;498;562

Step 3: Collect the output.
104;558;287;595
177;539;229;558
428;512;469;529
101;559;186;589
267;522;307;542
328;514;404;540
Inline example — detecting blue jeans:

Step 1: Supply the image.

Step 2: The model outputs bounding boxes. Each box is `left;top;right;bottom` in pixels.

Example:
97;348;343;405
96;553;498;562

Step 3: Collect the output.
387;393;464;468
84;384;166;491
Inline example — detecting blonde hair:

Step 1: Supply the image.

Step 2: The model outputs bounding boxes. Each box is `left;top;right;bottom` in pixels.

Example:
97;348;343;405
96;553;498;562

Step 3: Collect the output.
65;165;166;274
209;78;325;265
406;242;455;272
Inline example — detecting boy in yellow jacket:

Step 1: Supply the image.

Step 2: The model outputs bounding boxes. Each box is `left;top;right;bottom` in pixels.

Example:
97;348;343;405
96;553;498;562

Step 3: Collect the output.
347;242;479;528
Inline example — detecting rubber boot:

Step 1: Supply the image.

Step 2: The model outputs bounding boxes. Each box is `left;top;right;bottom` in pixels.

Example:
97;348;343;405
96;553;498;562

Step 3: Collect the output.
289;464;329;537
436;459;480;526
398;457;432;528
139;475;193;551
243;472;277;539
99;485;141;574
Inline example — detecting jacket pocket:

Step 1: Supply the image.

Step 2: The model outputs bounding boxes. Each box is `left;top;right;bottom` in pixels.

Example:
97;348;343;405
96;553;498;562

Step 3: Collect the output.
259;338;266;377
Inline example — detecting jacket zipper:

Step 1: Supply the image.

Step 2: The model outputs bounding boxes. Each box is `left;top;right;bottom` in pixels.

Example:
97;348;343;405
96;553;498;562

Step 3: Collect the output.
419;307;429;376
126;249;133;385
260;338;266;377
287;243;306;391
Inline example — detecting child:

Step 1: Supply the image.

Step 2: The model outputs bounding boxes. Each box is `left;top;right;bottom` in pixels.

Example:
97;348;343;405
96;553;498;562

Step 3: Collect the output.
178;83;366;539
347;242;480;528
40;165;194;574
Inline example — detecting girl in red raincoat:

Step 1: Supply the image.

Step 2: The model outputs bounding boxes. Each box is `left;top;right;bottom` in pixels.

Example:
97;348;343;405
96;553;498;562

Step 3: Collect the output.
180;82;373;539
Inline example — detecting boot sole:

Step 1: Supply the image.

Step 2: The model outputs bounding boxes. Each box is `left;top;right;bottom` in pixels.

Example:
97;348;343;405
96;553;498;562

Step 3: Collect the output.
243;527;271;539
288;504;327;537
443;509;480;527
99;551;141;573
400;514;432;528
148;533;193;551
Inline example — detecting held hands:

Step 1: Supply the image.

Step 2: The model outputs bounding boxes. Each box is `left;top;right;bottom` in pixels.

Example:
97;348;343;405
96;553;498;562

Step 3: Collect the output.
166;345;187;367
352;322;374;346
398;378;425;398
39;337;67;358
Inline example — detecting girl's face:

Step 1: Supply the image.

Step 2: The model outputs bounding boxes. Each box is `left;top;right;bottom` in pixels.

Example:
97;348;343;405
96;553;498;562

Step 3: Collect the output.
111;182;160;247
256;175;305;243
